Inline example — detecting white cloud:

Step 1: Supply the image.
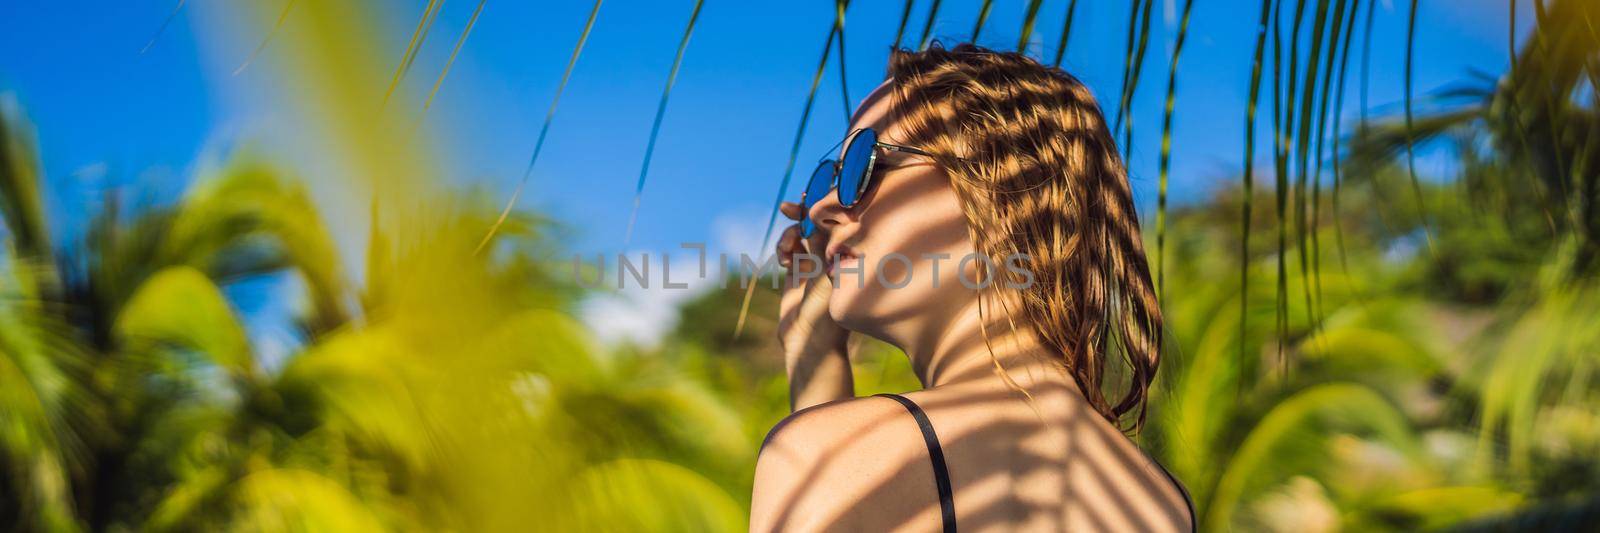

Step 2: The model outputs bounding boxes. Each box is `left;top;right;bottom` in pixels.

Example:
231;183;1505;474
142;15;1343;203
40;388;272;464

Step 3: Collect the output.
579;206;780;348
72;162;109;182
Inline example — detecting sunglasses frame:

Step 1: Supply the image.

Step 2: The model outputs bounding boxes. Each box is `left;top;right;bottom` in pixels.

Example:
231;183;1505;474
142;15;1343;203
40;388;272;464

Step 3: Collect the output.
799;128;940;237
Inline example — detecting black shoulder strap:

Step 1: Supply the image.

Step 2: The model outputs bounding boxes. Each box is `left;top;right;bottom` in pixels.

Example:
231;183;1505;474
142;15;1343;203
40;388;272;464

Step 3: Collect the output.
875;393;957;533
1150;457;1199;532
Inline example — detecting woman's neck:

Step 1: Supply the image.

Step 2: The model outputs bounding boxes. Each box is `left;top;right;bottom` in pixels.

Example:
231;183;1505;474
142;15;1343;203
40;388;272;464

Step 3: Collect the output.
888;296;1065;390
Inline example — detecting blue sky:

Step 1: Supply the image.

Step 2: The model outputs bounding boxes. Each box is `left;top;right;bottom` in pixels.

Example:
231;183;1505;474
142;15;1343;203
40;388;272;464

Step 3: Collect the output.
0;0;1529;343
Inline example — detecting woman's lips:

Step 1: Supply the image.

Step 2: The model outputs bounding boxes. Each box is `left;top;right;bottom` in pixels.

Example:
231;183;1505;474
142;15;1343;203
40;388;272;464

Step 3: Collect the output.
825;244;860;277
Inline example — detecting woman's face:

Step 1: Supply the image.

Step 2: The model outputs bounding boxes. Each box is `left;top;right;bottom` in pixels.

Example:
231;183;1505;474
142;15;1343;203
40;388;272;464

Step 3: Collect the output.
807;83;982;340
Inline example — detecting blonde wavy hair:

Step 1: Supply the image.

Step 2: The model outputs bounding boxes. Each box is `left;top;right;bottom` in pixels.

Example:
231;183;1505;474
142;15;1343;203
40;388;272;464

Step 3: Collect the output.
885;43;1163;431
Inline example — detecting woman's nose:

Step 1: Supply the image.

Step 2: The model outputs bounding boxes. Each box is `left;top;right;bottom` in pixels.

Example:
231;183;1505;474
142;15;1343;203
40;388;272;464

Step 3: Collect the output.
807;186;854;235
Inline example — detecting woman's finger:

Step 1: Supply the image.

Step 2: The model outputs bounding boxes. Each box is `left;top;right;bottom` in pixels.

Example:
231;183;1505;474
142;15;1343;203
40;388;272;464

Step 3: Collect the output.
780;201;804;221
776;224;801;267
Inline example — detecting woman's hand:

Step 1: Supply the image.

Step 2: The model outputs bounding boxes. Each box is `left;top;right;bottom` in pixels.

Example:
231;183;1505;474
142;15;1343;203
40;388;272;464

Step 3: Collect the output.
776;202;848;354
775;201;853;410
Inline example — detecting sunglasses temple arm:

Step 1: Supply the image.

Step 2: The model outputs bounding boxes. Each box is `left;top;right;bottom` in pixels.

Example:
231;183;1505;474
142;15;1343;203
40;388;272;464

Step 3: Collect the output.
882;143;975;163
879;143;937;158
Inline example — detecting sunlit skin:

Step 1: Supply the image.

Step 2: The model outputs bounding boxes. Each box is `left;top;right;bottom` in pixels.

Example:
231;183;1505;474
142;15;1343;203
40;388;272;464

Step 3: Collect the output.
749;82;1192;532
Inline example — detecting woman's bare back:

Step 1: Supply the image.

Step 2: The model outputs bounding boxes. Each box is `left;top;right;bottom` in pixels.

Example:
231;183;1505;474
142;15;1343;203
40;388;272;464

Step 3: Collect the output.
752;377;1193;532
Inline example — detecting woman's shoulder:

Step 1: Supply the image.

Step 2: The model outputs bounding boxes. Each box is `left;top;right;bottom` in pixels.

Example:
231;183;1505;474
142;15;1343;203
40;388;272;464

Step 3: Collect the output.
755;395;926;488
759;395;904;451
751;395;946;532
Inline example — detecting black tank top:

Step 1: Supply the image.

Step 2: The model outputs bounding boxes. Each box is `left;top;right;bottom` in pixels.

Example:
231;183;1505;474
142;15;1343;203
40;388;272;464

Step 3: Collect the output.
874;393;1198;532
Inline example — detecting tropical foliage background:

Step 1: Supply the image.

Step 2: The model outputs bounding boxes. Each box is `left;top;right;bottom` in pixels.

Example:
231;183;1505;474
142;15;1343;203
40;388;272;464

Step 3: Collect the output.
1;0;1597;531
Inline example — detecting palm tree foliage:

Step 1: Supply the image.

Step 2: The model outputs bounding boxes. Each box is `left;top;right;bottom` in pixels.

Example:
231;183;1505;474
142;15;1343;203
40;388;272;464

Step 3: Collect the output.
1347;0;1600;277
1;1;747;529
1;99;751;530
1136;172;1596;530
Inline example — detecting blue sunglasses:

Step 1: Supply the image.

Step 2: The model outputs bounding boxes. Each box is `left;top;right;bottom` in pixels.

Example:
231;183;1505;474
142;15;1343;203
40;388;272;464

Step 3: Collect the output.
799;128;940;237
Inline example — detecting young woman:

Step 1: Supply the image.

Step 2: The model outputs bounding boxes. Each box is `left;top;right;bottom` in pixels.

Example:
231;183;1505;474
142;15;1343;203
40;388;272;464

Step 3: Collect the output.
749;44;1195;532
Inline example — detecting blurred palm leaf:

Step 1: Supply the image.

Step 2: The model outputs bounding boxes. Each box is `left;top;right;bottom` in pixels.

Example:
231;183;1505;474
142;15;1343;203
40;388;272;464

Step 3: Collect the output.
116;266;254;379
567;458;746;532
1473;281;1600;481
0;98;89;532
0;93;51;261
0;299;87;532
1346;0;1600;274
1204;383;1420;530
162;158;347;332
1361;485;1524;530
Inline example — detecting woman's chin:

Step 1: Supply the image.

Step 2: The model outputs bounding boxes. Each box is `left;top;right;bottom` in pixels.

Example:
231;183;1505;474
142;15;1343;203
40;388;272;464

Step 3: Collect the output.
829;284;906;342
828;285;872;332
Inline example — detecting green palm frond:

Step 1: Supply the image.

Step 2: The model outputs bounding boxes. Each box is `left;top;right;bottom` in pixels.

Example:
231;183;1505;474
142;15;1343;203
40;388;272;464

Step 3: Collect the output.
1401;0;1436;255
892;0;915;49
382;0;446;106
1156;0;1199;301
1344;108;1481;179
1288;0;1337;337
739;5;849;337
970;0;994;42
917;0;943;50
1238;0;1274;364
623;0;705;245
232;0;297;76
476;0;604;255
275;327;434;474
116;266;254;380
1355;485;1524;530
1113;0;1155;161
164;158;347;330
567;459;746;532
1474;281;1600;479
227;469;388;532
148;468;388;532
1344;0;1599;275
0;307;88;532
140;0;188;54
835;0;852;122
1204;383;1420;530
1327;0;1367;278
1051;0;1079;67
0;94;51;262
421;0;488;113
1273;0;1306;365
1017;0;1044;52
0;99;93;532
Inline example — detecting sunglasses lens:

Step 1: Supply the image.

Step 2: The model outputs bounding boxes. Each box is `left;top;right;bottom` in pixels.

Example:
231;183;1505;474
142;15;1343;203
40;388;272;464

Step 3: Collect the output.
837;128;877;207
800;160;835;237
